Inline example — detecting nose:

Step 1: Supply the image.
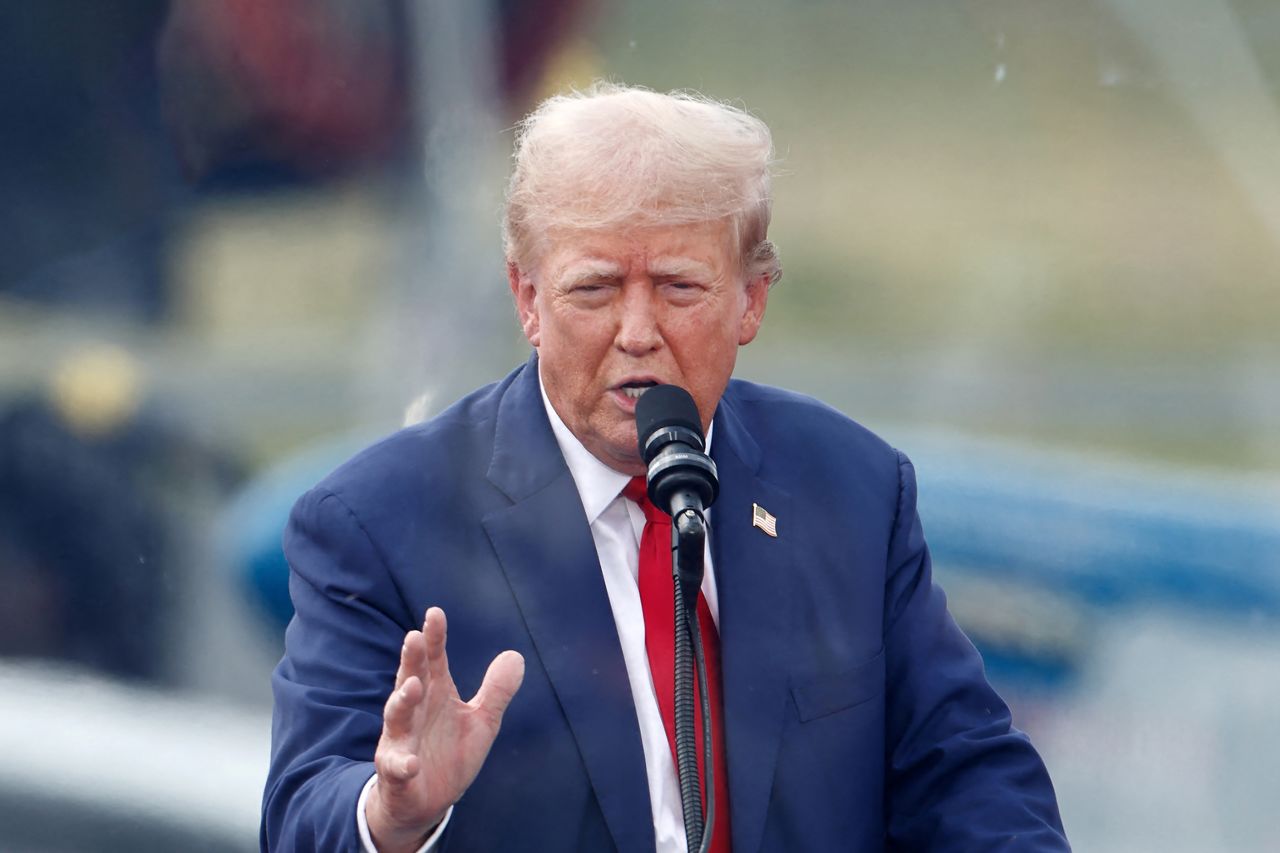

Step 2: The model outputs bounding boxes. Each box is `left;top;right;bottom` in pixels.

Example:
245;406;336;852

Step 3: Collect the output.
615;281;663;355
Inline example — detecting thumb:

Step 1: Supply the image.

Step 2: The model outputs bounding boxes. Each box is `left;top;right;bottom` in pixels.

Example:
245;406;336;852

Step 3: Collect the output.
471;650;525;720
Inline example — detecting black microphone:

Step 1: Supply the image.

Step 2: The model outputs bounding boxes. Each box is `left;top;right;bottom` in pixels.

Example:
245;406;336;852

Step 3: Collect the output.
634;384;719;519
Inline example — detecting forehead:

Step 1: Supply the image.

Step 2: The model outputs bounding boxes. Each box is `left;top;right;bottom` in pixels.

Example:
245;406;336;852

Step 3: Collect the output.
537;219;736;283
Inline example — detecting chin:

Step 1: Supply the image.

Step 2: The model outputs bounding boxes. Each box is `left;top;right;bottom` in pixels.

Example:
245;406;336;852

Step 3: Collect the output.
598;440;644;473
607;445;643;468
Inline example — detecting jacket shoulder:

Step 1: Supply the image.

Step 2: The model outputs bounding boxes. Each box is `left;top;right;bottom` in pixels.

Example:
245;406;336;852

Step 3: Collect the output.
723;378;902;487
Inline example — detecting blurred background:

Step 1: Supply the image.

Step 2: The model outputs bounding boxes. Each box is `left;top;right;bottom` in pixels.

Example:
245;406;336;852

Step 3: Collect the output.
1;0;1277;850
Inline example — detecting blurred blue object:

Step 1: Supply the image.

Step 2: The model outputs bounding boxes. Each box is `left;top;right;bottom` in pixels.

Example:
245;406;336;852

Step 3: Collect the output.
901;430;1280;690
220;430;382;631
907;431;1280;615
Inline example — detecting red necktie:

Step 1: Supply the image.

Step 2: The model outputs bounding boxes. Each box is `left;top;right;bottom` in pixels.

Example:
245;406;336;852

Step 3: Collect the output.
624;477;731;853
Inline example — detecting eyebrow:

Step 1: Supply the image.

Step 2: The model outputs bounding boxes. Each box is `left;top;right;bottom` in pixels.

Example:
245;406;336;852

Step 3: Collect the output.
648;257;715;280
556;260;624;289
551;255;717;288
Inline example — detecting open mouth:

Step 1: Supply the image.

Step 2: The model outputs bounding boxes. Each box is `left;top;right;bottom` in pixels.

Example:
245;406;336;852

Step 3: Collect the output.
619;380;659;400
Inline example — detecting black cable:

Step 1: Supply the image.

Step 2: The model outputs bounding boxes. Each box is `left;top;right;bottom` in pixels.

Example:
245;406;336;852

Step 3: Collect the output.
671;508;717;853
672;556;704;849
689;597;715;853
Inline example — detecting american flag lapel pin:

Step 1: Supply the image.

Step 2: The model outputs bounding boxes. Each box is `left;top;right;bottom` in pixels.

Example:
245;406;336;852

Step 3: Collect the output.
752;503;778;537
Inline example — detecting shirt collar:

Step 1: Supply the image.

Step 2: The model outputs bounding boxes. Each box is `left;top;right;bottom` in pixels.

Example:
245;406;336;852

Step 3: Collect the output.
537;366;713;525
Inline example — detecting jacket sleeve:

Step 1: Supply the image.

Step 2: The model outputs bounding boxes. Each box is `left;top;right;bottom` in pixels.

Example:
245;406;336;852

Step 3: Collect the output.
260;486;420;852
882;450;1070;851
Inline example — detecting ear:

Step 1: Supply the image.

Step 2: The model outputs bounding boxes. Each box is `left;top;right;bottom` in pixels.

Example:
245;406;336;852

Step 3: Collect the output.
737;272;771;346
508;262;541;347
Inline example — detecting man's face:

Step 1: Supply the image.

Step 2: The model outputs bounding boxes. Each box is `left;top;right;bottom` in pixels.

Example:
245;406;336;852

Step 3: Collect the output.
510;219;769;475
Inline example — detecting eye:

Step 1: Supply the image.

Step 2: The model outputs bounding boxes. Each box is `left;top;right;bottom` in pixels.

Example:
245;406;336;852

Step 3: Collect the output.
565;281;614;305
662;280;704;302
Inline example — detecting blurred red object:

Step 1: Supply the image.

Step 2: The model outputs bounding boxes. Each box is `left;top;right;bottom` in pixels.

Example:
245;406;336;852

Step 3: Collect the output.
159;0;591;182
159;0;402;178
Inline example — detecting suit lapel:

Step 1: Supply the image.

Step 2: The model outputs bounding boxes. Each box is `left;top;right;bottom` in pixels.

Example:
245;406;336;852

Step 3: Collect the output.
712;391;794;853
482;357;654;853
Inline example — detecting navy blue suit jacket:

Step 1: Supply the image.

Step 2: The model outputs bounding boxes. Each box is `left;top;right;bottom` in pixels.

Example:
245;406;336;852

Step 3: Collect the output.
263;356;1068;851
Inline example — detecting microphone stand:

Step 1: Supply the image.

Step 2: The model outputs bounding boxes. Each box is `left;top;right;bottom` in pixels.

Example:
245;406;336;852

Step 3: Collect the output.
634;384;720;853
671;509;716;853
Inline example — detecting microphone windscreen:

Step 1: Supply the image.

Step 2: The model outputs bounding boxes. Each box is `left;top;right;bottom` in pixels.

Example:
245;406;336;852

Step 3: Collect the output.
635;385;703;451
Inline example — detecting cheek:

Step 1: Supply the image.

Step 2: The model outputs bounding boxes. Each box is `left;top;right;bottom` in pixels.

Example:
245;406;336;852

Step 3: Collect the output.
669;315;740;392
544;318;610;391
698;311;742;356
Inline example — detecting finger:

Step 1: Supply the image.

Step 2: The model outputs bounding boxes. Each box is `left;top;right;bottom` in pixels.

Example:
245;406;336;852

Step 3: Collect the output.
376;746;421;784
471;650;525;720
422;607;450;683
382;675;424;738
395;631;426;691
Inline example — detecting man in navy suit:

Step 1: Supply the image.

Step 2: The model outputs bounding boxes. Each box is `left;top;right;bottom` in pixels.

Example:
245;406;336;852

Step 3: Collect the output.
263;83;1069;851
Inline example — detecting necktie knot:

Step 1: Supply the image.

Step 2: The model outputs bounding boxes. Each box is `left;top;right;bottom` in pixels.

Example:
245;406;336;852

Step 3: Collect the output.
623;476;668;525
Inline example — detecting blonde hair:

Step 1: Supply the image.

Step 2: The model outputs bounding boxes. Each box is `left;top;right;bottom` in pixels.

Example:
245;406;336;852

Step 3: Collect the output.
504;82;781;285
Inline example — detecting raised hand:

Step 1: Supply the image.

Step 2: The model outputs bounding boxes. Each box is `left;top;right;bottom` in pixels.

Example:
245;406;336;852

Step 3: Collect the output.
366;607;525;853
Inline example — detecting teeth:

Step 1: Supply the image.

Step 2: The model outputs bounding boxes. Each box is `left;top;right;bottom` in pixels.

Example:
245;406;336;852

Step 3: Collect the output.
621;386;652;399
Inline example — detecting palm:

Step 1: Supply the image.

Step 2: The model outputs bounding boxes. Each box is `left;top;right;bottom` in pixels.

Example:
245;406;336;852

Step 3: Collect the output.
368;608;525;851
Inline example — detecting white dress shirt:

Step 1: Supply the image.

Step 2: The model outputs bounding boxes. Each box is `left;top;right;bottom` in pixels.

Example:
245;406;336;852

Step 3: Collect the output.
357;375;719;852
